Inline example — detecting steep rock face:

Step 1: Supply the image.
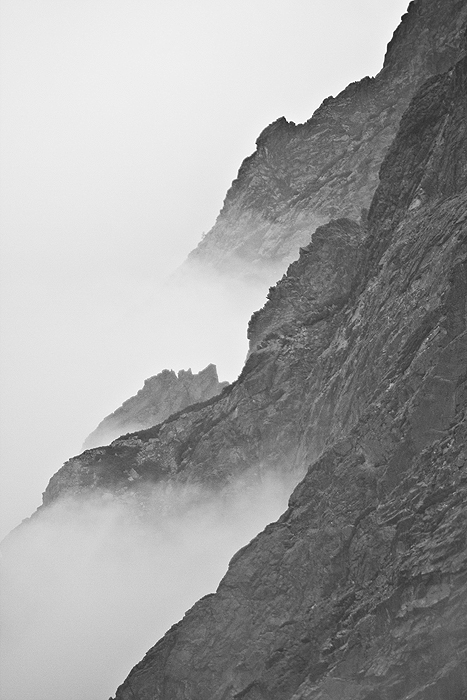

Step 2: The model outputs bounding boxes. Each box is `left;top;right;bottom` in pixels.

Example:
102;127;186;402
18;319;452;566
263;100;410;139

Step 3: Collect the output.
106;54;467;699
247;219;364;354
187;0;467;281
43;48;466;508
83;365;227;450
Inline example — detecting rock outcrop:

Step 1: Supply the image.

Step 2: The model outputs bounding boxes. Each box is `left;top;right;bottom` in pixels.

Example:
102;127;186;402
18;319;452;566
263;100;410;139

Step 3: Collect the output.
83;364;227;450
27;2;467;698
105;51;467;700
187;0;467;283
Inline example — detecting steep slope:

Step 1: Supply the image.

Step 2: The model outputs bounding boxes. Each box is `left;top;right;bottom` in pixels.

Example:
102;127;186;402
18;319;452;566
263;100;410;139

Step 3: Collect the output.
83;365;227;450
42;215;366;504
187;0;467;282
26;3;467;697
43;0;467;509
105;52;467;699
42;37;467;508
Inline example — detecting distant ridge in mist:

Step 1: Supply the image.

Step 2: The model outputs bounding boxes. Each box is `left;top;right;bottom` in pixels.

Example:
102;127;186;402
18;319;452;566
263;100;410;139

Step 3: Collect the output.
83;364;228;450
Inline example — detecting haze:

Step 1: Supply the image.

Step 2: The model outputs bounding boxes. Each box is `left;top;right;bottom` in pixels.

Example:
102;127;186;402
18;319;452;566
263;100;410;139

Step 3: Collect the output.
0;472;299;699
0;0;409;538
0;1;412;698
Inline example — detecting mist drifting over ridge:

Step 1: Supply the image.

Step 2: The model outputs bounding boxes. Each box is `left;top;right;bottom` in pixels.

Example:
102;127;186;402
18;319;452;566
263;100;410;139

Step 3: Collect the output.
0;261;270;539
0;1;436;698
0;212;298;698
0;0;410;539
0;470;299;700
0;210;290;700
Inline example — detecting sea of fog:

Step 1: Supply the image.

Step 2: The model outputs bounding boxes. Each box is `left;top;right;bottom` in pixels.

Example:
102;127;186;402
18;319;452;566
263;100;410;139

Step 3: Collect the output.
0;470;299;700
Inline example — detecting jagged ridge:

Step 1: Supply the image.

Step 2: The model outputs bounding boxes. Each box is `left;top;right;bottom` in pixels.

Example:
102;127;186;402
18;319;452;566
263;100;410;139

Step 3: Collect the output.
107;52;467;700
187;0;467;282
83;364;227;450
30;3;467;698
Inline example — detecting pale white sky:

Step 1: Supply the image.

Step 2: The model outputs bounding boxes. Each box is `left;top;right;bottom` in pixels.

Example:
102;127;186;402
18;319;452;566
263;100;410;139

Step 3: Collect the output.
0;0;409;537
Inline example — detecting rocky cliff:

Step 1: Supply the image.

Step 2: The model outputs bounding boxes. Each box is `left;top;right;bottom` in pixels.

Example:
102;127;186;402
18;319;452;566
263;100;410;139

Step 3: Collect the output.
83;364;227;450
44;28;467;503
104;51;467;700
187;0;467;283
30;1;467;698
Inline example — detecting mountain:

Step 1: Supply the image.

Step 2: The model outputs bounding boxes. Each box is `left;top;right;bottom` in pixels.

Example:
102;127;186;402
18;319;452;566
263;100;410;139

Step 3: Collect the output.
107;49;467;700
83;364;227;450
18;0;467;698
187;0;467;284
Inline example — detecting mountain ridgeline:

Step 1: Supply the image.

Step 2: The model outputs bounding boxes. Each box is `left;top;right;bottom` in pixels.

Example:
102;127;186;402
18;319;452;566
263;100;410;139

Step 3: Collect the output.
187;0;467;285
108;51;467;700
83;365;227;450
30;0;467;698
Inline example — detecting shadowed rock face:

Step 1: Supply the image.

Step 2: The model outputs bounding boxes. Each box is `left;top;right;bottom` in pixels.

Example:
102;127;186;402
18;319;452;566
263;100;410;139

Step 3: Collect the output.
37;41;467;700
186;0;467;283
82;364;228;450
103;54;467;700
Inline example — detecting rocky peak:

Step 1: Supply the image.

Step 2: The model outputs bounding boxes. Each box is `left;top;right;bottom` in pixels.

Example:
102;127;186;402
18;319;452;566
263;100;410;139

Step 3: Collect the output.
248;218;365;354
254;117;296;152
82;364;228;450
381;0;467;80
187;0;467;282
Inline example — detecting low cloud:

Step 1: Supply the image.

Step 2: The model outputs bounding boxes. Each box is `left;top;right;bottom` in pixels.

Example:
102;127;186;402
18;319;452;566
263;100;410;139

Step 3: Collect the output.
0;470;299;700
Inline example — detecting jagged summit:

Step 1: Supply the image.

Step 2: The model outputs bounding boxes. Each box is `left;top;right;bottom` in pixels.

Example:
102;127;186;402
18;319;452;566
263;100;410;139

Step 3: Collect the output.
83;364;228;450
186;0;467;282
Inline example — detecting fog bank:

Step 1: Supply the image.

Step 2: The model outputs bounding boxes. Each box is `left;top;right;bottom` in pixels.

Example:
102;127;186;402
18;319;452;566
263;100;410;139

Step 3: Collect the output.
0;262;270;540
0;470;299;700
0;0;410;539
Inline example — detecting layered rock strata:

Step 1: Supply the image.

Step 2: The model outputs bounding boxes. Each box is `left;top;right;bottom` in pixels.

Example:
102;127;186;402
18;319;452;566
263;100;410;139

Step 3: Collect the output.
187;0;467;282
83;364;227;450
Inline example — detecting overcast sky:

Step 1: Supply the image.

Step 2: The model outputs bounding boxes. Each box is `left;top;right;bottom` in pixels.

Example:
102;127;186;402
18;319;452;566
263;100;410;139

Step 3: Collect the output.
0;0;409;538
